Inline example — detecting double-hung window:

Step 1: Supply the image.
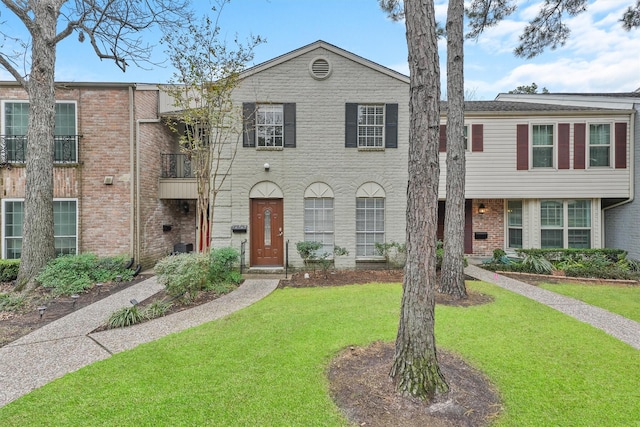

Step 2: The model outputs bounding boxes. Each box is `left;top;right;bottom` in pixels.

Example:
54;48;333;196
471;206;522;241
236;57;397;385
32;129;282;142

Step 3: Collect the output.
532;124;554;168
589;123;610;167
358;105;385;148
304;198;334;256
356;197;385;257
3;199;78;259
540;199;591;249
256;104;283;147
507;200;523;248
2;101;77;163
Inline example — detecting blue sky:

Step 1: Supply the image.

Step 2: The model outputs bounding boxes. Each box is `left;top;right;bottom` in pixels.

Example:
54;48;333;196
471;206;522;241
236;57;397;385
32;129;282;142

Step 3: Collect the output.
1;0;638;100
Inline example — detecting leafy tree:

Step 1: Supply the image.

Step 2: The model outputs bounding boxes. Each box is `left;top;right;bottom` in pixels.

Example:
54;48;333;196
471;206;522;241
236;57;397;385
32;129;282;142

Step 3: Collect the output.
509;83;549;94
163;2;262;252
467;0;639;58
0;0;190;291
439;0;468;299
381;0;449;400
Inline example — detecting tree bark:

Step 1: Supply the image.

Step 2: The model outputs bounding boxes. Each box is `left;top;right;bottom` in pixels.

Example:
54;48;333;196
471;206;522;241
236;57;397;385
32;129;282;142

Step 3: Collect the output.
390;0;448;400
15;0;60;292
439;0;468;299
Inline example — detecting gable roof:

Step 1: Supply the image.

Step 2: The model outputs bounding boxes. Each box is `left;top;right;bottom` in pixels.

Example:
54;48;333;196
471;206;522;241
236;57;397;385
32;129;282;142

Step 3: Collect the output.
240;40;410;84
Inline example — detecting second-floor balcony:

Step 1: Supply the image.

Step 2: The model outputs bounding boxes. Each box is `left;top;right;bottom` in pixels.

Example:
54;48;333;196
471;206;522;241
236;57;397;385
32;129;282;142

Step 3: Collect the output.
159;153;197;199
0;135;79;164
161;153;195;178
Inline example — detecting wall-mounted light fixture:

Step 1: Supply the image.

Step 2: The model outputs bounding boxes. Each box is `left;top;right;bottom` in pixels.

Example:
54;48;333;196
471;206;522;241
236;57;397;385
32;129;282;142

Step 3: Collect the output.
478;203;487;215
264;163;270;171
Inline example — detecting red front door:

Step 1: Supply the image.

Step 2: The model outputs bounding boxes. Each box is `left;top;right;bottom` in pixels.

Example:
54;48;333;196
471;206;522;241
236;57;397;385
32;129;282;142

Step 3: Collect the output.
250;199;284;266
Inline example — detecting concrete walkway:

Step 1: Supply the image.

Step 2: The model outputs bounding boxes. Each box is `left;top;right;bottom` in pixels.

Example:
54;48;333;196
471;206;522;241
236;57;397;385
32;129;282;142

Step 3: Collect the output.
0;276;279;408
465;264;640;350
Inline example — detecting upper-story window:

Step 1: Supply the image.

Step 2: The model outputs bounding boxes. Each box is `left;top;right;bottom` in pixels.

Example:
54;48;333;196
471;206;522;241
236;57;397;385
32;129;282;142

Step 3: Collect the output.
2;101;78;163
532;124;554;168
256;104;283;147
589;123;610;167
243;102;295;149
345;103;398;150
358;105;384;148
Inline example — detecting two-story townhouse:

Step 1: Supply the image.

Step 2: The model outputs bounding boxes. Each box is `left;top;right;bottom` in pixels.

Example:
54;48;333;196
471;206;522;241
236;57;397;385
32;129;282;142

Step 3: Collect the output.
495;91;640;259
0;82;192;268
159;41;411;269
440;100;634;257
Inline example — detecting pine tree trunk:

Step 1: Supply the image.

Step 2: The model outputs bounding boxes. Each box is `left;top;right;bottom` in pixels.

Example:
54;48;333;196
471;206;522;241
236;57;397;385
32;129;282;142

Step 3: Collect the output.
390;0;448;400
439;0;468;299
16;1;59;292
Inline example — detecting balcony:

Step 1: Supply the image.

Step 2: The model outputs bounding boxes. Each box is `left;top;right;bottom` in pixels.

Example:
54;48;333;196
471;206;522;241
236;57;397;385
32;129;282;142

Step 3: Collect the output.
0;135;79;164
161;153;194;178
159;153;197;199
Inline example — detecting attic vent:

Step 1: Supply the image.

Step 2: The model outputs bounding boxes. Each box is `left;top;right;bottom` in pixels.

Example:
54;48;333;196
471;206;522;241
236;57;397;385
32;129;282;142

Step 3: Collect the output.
309;57;332;80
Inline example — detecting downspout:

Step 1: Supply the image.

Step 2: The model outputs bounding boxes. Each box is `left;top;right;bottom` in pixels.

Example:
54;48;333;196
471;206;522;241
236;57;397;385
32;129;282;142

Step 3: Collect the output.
602;108;636;244
136;117;161;264
129;86;135;260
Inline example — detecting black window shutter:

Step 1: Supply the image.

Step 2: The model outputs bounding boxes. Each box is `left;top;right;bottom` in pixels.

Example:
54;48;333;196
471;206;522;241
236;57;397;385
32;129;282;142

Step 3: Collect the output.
345;103;358;148
385;103;398;148
242;102;256;147
283;103;296;148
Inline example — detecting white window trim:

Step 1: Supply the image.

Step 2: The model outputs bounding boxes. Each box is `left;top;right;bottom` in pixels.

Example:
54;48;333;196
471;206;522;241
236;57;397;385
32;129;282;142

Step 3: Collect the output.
538;199;594;249
2;198;78;259
255;104;284;149
505;200;524;250
587;121;614;169
530;122;556;170
1;100;79;163
357;104;385;149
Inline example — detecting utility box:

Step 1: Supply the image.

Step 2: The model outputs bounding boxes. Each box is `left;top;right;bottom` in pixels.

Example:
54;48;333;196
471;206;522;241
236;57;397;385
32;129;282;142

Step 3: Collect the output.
173;243;194;253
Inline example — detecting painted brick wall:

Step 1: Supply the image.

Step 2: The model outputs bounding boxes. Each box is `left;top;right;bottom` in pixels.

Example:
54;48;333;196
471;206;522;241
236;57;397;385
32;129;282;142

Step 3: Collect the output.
227;47;409;268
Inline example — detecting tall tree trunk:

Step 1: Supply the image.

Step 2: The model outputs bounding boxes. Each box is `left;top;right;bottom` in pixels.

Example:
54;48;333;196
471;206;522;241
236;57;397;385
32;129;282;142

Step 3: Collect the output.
16;0;59;292
390;0;448;400
439;0;467;299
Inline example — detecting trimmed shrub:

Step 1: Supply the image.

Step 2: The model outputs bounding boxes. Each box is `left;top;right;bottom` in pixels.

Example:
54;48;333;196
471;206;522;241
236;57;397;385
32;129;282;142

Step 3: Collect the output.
36;253;135;296
0;260;20;282
209;247;241;284
155;253;209;301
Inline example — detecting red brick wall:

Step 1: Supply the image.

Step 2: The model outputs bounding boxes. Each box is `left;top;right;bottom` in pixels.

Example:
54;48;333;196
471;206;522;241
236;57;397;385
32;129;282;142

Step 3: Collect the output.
471;199;504;257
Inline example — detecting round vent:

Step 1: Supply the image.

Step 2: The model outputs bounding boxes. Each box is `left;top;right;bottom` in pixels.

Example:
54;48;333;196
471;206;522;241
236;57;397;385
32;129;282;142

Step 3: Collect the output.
309;57;332;80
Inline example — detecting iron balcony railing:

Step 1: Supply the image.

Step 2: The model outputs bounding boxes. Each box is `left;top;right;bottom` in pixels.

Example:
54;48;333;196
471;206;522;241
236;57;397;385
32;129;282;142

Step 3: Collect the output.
0;135;79;164
161;153;195;178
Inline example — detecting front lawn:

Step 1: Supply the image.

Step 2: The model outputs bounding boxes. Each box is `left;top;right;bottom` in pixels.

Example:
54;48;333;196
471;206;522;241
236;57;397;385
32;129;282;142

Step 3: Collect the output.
539;282;640;322
0;281;638;426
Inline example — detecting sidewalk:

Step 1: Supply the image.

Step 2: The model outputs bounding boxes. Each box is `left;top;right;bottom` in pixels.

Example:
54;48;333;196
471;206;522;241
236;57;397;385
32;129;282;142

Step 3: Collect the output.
0;276;279;408
464;264;640;350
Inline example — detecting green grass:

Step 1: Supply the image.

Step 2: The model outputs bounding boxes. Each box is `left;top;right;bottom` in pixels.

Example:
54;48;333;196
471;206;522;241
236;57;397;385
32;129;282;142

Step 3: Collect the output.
539;282;640;322
1;281;639;426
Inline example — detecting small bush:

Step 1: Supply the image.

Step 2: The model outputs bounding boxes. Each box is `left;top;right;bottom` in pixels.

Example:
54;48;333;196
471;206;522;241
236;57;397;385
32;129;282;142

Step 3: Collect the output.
209;247;241;284
107;306;145;329
155;253;209;301
0;293;25;312
296;241;323;270
36;253;135;296
0;260;20;282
